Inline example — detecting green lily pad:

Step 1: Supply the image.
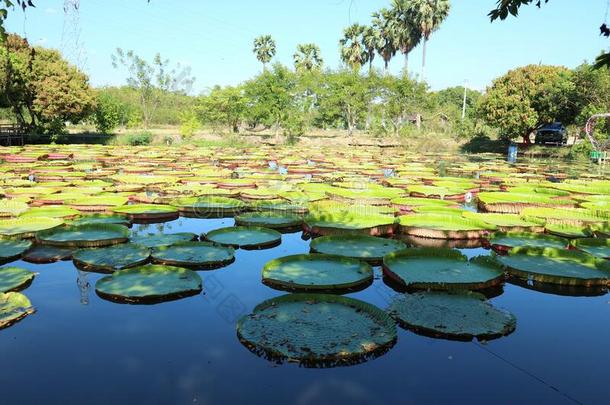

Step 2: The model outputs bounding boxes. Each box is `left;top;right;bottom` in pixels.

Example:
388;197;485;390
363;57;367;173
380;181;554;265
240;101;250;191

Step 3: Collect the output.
237;294;397;367
488;232;568;252
545;223;592;239
389;291;516;341
0;217;64;238
73;243;151;272
151;241;235;269
235;212;302;229
382;248;505;290
497;247;610;286
204;226;281;249
111;204;179;221
398;214;494;239
571;238;610;259
0;199;29;217
262;254;373;292
0;292;35;329
0;267;35;292
20;206;81;219
22;245;73;263
95;264;203;303
304;211;396;236
462;212;544;232
130;232;198;248
36;224;130;247
171;196;245;217
70;214;130;227
0;239;32;263
310;235;406;263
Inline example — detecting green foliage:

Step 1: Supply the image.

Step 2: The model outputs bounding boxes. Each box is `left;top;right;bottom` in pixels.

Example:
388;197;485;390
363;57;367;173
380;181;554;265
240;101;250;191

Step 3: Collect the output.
178;109;200;140
293;43;323;72
92;91;125;133
124;131;153;146
252;35;276;70
0;34;96;133
477;64;575;141
111;48;195;128
197;85;247;133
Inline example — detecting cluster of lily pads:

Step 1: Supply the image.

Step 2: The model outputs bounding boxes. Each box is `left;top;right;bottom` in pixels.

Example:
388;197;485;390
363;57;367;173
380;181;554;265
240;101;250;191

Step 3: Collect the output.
0;145;609;366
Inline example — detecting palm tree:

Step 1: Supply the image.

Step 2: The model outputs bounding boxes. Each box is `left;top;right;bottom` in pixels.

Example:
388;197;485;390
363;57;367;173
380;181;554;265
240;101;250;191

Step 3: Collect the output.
390;0;422;75
412;0;451;80
372;9;398;74
362;26;383;74
253;35;276;71
339;24;366;71
293;43;323;72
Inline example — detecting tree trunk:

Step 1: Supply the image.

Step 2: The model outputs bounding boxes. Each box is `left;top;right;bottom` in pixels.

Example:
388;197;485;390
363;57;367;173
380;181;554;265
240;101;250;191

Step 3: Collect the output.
421;38;427;81
404;52;409;75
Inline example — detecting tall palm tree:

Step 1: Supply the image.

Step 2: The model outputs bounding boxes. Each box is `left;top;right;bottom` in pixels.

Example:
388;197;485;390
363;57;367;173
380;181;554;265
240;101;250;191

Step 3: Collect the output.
339;24;366;71
412;0;451;80
372;9;398;74
253;35;276;71
390;0;422;75
362;26;383;74
293;43;323;72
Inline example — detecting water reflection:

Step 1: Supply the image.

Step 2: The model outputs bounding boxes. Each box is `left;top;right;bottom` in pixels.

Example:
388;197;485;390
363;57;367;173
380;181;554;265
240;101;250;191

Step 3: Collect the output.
507;276;608;297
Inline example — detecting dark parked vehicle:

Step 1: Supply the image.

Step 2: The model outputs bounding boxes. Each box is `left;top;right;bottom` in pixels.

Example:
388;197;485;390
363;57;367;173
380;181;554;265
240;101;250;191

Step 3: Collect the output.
535;122;567;145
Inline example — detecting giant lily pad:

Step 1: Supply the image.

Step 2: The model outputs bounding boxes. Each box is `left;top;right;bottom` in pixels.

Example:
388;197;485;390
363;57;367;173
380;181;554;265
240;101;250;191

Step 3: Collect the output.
487;232;568;254
237;294;397;367
382;248;505;290
73;243;151;272
0;292;34;329
95;264;203;303
203;226;281;249
462;212;544;233
262;254;373;292
398;214;494;240
0;239;32;263
22;245;73;264
111;204;179;221
389;291;516;341
304;211;396;236
130;232;198;248
70;214;130;227
310;235;406;263
20;206;81;219
0;267;35;292
36;224;130;247
151;241;235;269
497;247;610;286
171;196;245;217
0;217;64;238
571;238;610;259
235;212;302;230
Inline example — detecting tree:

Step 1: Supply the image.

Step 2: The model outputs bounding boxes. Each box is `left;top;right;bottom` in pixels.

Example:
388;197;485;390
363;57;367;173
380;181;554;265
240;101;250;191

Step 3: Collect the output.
372;9;398;74
339;24;366;71
253;35;276;71
197;85;248;133
293;43;323;72
477;64;575;143
111;48;195;128
0;34;95;132
379;72;428;134
317;70;371;136
362;26;383;73
412;0;451;80
390;0;422;74
243;63;297;139
92;91;126;133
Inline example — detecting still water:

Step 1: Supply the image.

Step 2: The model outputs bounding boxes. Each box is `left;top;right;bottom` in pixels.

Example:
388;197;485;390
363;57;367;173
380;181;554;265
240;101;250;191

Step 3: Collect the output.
1;215;608;404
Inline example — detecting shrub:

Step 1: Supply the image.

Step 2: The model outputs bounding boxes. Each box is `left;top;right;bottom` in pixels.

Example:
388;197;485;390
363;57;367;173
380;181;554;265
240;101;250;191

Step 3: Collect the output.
125;131;153;146
179;110;201;140
93;93;124;133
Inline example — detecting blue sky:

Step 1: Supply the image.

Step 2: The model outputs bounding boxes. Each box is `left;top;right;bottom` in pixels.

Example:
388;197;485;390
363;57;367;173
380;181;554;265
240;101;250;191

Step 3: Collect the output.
6;0;610;93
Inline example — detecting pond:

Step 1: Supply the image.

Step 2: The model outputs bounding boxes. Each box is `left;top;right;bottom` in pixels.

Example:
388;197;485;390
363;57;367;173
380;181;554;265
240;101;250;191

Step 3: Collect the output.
0;146;609;404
